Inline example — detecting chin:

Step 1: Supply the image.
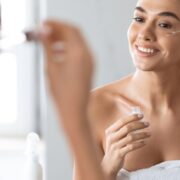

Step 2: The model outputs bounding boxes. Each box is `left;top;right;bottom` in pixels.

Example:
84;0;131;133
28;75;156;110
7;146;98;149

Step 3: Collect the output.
132;59;159;72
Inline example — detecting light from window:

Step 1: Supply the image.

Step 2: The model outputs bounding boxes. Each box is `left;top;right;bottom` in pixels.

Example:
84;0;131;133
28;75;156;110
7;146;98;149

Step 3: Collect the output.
1;0;26;34
0;53;17;124
0;0;38;135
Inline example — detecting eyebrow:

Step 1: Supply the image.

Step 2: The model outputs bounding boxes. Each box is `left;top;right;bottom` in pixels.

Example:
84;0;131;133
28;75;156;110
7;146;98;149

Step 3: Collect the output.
135;6;180;21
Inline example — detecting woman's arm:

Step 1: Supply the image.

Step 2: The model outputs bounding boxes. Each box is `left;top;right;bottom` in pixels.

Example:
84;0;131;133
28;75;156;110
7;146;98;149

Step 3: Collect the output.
62;113;107;180
39;19;107;180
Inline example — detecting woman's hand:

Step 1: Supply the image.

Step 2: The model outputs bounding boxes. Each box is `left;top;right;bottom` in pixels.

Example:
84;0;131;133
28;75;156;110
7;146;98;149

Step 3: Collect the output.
40;20;94;126
101;114;151;179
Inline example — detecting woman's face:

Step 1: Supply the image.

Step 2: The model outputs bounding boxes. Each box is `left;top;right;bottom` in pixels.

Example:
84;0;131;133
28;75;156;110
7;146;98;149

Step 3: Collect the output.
128;0;180;72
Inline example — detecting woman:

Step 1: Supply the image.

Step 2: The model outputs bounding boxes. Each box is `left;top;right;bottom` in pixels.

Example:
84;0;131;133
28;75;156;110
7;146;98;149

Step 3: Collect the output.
73;0;180;179
41;0;180;179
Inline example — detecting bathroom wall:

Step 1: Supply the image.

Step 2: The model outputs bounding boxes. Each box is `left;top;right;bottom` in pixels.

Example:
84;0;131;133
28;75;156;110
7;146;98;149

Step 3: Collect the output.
41;0;137;179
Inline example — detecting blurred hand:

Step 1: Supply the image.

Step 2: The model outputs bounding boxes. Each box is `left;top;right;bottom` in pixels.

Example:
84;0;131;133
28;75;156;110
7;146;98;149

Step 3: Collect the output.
40;20;94;125
101;114;151;179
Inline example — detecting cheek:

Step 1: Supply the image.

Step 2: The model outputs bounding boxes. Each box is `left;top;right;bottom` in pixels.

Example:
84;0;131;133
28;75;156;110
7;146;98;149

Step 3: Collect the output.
162;38;180;56
170;39;180;57
127;23;137;46
160;38;180;65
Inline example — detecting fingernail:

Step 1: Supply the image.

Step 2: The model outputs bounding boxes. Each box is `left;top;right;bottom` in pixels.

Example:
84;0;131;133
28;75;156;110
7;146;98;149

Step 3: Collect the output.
131;106;144;118
143;121;149;126
51;41;65;52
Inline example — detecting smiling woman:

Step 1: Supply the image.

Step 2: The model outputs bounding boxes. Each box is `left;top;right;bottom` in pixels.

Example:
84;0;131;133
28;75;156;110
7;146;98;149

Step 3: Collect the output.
2;0;180;179
33;0;180;180
70;0;180;180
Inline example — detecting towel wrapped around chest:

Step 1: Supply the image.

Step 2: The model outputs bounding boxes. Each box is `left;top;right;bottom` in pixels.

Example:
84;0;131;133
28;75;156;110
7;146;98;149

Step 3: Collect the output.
116;160;180;180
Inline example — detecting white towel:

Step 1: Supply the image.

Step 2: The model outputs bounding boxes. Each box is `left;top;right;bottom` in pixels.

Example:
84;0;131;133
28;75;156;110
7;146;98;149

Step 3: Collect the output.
116;160;180;180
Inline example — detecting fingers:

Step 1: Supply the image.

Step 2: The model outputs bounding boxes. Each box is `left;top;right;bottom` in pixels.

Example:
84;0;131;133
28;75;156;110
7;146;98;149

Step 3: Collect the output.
38;21;67;63
104;114;151;154
42;20;81;40
39;20;74;42
39;20;90;65
113;131;151;149
37;20;80;75
102;129;149;176
117;141;147;158
39;20;83;49
112;120;149;142
106;114;144;134
105;124;150;152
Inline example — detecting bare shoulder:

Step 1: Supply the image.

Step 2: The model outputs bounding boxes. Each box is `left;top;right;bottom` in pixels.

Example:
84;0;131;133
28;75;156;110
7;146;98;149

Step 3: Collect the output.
88;74;133;140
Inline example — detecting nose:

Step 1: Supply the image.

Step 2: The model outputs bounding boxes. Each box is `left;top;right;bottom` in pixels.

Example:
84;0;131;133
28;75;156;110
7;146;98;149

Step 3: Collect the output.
138;25;156;42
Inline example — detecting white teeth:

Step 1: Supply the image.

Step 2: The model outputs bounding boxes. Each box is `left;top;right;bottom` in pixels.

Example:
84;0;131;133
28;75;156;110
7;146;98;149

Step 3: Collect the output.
138;46;155;54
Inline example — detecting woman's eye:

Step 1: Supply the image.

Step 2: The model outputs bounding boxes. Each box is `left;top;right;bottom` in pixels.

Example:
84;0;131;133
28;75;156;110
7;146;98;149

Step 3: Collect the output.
132;17;144;23
159;23;172;29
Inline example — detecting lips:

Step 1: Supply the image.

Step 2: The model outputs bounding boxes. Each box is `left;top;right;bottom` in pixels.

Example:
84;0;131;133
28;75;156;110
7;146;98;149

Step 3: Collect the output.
135;45;159;57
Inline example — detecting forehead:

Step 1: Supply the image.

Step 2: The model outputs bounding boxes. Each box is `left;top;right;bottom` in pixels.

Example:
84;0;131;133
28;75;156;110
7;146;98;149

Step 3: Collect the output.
136;0;180;16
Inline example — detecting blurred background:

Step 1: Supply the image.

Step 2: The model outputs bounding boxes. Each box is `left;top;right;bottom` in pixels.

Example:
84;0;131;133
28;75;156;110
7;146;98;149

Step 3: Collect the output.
0;0;136;179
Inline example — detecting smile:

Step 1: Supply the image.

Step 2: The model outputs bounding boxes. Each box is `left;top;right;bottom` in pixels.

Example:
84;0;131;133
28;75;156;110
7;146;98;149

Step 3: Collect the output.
138;46;155;54
135;45;159;57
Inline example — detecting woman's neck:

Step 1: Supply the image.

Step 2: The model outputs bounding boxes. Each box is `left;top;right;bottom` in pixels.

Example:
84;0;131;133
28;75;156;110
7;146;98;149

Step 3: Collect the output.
130;68;180;112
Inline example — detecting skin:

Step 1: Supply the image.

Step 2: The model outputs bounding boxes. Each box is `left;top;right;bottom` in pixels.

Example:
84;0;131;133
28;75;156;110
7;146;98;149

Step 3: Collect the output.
74;0;180;180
